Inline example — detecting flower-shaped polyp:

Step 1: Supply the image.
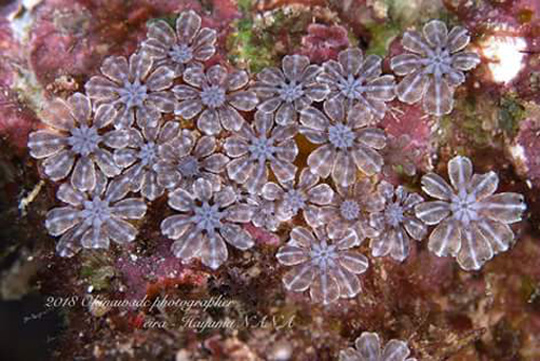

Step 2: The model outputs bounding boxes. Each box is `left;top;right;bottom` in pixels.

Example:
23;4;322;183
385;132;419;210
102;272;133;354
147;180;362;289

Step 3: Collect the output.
154;130;229;192
246;194;281;231
253;55;329;125
415;156;527;270
28;93;129;192
141;10;216;75
85;52;175;129
340;332;417;361
224;111;298;194
276;226;368;305
368;181;427;262
300;100;387;187
161;178;255;270
45;171;147;257
173;64;258;135
113;121;180;201
320;179;384;244
262;168;334;228
317;47;396;121
391;20;481;116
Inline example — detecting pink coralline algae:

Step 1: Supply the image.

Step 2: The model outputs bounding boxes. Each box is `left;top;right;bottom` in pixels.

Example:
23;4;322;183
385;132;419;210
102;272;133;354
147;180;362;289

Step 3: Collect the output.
141;10;217;76
415;156;527;270
173;64;258;135
253;54;329;125
224;110;298;194
391;20;481;116
276;226;368;305
368;181;427;262
28;93;130;192
300;24;350;64
340;332;417;361
85;52;175;129
46;171;147;257
317;47;396;121
300;100;387;187
161;178;254;270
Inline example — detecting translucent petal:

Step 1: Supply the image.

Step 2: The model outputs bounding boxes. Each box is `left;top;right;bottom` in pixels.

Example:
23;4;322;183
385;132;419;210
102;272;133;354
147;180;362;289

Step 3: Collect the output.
451;52;480;71
201;153;228;172
423;77;454;116
67;93;92;125
300;106;329;131
228;91;258;111
389;228;411;262
147;91;175;113
301;63;323;84
257;97;282;113
227;155;252;183
307;184;334;205
448;155;473;190
192;135;215;158
253;110;273;136
141;37;167;58
56;226;82;257
357;128;386;149
193;178;213;201
105;217;138;244
421;173;453;200
447;26;471;53
227;69;249;91
168;187;195;211
158;121;180;144
40;99;75;131
70;156;95;191
282;54;309;81
95;149;122;177
332;151;356;187
423;20;448;47
305;83;329;102
128;52;152;82
382;339;411;361
161;215;192;239
214;186;237;208
298;167;319;190
355;332;381;361
256;67;285;86
403;217;428;241
141;170;163;201
206;65;228;86
224;136;249;158
200;234;228;270
308;144;335;178
390;54;422;76
332;266;361;298
45;207;81;236
272;124;298;143
359;55;383;81
479;192;526;224
220;224;254;250
274;139;298;163
135;105;161;129
276;102;296;126
351;145;384;176
270;159;296;186
310;272;340;305
290;226;316;248
339;348;359;361
103;129;130;149
276;245;309;266
57;183;85;206
197;108;221;135
183;65;205;88
414;201;450;225
81;226;108;249
176;10;201;43
147;20;175;47
371;233;392;258
218;105;244;132
457;225;494;271
262;182;284;201
111;198;147;220
476;219;514;253
396;70;428;104
338;251;369;274
338;47;363;75
146;66;174;91
428;219;461;257
367;76;397;102
468;172;498;201
171;226;201;259
173;84;199;100
28;131;67;159
225;204;253;223
100;56;129;83
282;264;315;292
94;104;117;129
402;30;432;55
